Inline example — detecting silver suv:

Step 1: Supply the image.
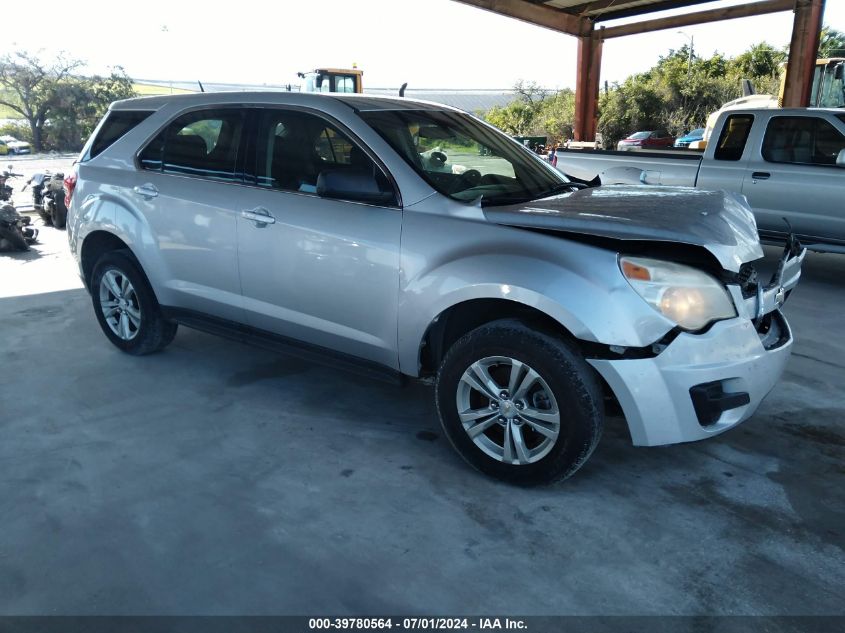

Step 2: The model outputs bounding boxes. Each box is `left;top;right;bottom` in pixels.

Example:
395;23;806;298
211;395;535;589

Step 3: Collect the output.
68;92;804;484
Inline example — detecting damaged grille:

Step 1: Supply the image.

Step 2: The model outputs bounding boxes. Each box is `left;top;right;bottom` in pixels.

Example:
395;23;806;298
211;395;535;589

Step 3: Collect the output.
737;263;759;298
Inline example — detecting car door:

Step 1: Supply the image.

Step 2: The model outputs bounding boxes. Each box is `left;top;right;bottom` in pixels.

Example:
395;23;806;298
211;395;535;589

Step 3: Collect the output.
234;107;402;369
741;114;845;242
135;107;247;322
696;113;754;198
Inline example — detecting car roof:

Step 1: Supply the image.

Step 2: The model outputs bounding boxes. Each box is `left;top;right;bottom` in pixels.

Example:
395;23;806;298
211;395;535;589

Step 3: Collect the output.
110;91;460;114
727;107;845;115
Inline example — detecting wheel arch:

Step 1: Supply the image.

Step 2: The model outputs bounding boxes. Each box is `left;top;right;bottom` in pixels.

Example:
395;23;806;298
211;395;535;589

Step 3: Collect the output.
416;297;584;378
80;231;157;305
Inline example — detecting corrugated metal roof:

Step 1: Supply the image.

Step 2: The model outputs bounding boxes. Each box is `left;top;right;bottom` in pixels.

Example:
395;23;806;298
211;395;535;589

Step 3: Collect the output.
510;0;719;22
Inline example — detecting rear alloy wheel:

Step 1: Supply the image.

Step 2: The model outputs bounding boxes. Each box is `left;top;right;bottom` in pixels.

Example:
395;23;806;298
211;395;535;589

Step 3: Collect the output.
99;269;142;342
436;319;603;485
91;251;177;355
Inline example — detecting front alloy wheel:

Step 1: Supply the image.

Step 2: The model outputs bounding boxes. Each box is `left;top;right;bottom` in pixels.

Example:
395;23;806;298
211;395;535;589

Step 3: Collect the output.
436;319;603;485
457;356;560;465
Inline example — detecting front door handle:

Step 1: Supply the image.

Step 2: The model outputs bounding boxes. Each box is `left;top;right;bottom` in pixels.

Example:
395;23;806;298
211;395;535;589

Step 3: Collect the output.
751;172;771;181
241;207;275;227
133;184;159;198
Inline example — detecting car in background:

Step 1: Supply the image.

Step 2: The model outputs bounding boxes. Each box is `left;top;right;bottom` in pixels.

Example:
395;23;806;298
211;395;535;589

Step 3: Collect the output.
616;130;675;151
0;135;31;155
674;128;705;148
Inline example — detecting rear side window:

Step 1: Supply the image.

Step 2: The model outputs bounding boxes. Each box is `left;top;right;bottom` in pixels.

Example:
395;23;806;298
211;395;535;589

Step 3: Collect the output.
762;116;845;166
88;110;153;159
714;114;754;161
139;108;245;182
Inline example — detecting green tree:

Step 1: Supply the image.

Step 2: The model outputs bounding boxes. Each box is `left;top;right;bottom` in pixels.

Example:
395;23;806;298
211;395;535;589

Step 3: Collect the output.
537;89;575;142
818;26;845;58
0;51;83;152
48;68;136;151
596;41;790;149
484;81;575;144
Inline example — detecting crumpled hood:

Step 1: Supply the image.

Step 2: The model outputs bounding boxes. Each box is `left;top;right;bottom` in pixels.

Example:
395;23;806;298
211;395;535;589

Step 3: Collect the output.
484;185;763;272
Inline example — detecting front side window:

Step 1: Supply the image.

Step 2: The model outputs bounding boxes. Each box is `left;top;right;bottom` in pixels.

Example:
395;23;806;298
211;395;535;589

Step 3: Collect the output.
139;109;245;182
714;114;754;161
359;109;570;206
249;109;395;203
762;116;845;166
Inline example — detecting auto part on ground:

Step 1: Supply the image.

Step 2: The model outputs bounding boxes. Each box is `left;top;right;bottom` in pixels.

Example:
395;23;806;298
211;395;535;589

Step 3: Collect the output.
0;202;37;252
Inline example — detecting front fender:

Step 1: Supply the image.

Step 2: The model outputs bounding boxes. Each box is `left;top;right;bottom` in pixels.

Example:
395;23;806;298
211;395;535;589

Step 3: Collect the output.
397;211;676;376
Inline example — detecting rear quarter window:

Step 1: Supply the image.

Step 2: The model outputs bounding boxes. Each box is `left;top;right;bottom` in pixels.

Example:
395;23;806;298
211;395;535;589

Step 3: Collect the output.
87;110;153;160
713;114;754;161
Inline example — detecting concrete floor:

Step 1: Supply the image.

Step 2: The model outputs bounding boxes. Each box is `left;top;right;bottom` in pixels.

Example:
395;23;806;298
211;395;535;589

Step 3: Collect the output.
0;160;843;615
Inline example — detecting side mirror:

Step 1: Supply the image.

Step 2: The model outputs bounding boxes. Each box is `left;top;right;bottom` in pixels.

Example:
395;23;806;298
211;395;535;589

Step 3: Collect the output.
316;169;394;205
837;149;845;168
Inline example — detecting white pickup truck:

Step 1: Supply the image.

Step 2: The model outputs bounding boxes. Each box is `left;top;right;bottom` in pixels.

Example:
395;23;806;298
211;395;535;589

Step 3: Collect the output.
556;108;845;253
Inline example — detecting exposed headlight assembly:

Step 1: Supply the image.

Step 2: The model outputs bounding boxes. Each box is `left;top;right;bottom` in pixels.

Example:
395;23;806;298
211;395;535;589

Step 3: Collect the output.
620;256;736;331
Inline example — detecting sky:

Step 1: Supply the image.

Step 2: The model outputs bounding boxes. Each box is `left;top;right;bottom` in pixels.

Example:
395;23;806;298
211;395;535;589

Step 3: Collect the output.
4;0;845;90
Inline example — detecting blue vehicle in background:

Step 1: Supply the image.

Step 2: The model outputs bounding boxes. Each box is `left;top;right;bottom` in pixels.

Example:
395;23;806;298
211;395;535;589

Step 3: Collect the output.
674;128;705;148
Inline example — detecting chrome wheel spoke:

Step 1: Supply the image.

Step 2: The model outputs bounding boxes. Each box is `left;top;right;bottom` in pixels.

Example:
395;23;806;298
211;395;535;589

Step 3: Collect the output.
101;300;119;319
125;304;141;326
103;271;122;298
520;407;558;424
520;415;559;440
119;275;130;297
513;367;541;401
119;312;131;339
507;359;525;395
465;414;499;439
459;408;495;423
461;361;501;401
509;423;531;464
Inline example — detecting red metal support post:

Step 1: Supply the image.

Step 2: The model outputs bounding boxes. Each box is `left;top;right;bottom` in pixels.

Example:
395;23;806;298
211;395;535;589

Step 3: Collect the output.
574;29;603;141
782;0;826;107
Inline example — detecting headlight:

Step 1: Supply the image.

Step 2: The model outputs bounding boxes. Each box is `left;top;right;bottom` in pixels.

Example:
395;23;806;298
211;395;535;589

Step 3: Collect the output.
620;256;736;331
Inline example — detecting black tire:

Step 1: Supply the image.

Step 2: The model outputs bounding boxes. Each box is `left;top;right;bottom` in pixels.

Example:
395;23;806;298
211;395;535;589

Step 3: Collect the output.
0;226;28;251
38;210;52;225
435;319;603;485
51;200;67;229
90;250;177;355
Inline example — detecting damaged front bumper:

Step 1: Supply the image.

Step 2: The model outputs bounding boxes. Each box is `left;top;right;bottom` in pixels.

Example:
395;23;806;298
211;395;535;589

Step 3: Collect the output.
588;242;805;447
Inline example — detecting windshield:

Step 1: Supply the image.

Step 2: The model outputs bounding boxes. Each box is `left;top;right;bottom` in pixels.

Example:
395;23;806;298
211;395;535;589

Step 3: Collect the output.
689;128;705;136
628;131;651;140
358;109;570;206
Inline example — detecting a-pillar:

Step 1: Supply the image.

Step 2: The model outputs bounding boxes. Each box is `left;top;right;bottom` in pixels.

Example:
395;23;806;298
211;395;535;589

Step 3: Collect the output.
782;0;826;107
574;29;603;142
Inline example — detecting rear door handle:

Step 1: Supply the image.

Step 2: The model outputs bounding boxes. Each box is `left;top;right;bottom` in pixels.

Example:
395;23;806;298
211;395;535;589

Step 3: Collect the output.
133;184;159;198
751;172;771;181
241;207;275;227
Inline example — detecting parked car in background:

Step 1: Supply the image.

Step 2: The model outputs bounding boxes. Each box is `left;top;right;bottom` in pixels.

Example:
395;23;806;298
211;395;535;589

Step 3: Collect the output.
67;92;803;484
674;128;705;148
617;130;675;151
556;108;845;253
0;135;31;155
